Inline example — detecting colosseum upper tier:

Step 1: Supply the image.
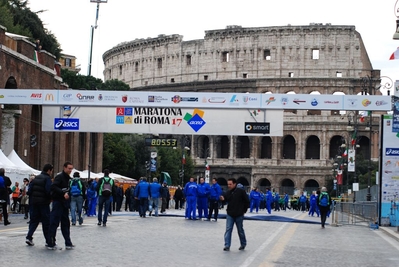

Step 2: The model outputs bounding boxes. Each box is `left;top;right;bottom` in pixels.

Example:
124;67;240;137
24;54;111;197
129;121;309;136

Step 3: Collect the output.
102;23;373;88
102;24;381;195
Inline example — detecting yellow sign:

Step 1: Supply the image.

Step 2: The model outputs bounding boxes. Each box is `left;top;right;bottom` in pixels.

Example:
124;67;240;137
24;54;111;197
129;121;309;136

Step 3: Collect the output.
45;94;54;101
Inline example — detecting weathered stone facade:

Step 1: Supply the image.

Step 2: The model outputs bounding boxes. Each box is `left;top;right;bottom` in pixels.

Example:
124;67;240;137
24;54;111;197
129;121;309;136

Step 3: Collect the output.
103;24;381;194
0;25;103;173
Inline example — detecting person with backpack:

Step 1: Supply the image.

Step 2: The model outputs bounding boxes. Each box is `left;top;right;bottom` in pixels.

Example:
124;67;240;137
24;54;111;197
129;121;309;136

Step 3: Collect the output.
96;169;115;226
318;187;331;228
69;172;86;226
0;168;12;225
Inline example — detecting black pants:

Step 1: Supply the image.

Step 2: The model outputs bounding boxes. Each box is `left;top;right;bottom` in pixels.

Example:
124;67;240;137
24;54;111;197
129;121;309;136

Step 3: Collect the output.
319;206;329;227
174;198;182;209
208;199;219;220
1;201;9;224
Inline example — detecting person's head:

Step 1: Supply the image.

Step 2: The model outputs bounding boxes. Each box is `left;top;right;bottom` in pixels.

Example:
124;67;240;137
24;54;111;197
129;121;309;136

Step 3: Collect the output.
212;178;217;184
142;177;147;182
73;172;80;178
104;169;110;177
153;177;158;183
43;163;53;175
23;178;29;184
163;181;167;186
0;168;5;177
199;177;205;184
15;181;19;186
321;187;327;192
63;161;73;175
227;178;237;190
189;177;194;182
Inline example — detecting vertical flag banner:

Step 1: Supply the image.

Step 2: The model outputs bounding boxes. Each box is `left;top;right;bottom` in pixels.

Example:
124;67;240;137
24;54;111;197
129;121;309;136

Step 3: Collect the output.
393;96;399;133
347;149;355;172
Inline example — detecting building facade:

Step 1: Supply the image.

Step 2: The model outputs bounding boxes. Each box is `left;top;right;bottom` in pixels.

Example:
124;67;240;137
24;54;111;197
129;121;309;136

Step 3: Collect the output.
0;25;103;173
102;24;382;194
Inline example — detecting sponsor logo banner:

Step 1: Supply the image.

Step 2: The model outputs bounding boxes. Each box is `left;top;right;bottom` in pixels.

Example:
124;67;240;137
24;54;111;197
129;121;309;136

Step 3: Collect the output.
244;122;270;134
54;118;79;130
385;148;399;156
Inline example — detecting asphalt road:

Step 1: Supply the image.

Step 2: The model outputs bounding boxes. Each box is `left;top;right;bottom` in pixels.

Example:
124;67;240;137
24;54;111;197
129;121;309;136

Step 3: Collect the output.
1;208;399;267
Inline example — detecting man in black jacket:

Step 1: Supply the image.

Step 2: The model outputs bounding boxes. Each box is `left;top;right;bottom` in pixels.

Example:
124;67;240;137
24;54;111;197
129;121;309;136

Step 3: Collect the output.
25;164;53;246
0;168;12;225
47;161;74;250
220;178;250;251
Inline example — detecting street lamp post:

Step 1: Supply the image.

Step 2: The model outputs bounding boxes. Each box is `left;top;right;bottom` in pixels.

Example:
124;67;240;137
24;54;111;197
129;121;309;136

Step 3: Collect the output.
180;135;190;186
361;75;393;201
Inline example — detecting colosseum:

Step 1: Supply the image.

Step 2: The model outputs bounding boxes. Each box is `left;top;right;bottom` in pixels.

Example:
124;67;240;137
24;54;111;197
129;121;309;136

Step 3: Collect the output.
102;23;382;196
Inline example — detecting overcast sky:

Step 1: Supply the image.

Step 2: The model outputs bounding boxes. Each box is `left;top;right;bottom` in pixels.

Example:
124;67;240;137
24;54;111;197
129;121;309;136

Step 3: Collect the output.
27;0;399;93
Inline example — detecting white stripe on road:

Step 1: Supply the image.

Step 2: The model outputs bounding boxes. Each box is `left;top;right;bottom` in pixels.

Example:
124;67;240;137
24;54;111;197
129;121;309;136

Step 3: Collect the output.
239;213;303;267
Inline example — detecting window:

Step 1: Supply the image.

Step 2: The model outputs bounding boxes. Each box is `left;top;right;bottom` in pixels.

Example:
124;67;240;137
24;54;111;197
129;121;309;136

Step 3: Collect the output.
336;71;342;77
119;65;122;75
65;58;71;67
144;81;148;86
289;72;294;77
204;75;208;81
222;52;229;62
171;78;175;83
263;49;271;60
243;73;247;78
312;49;319;59
186;55;191;65
135;62;139;72
157;58;162;69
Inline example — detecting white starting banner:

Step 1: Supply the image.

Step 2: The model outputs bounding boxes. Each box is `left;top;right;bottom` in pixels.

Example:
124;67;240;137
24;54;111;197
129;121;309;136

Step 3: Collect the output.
0;89;392;111
42;106;284;136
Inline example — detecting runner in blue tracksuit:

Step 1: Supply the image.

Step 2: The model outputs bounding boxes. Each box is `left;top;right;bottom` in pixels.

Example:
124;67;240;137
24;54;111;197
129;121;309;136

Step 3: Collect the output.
265;188;273;214
308;192;319;217
207;178;222;221
283;192;290;211
184;177;198;220
197;177;210;220
249;187;261;213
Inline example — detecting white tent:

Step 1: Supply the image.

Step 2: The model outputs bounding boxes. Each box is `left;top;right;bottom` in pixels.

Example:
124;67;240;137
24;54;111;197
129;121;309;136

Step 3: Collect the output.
7;149;40;175
0;149;36;184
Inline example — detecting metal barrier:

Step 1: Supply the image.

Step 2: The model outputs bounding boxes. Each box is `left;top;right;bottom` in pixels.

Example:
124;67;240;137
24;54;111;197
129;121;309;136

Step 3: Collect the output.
333;201;378;226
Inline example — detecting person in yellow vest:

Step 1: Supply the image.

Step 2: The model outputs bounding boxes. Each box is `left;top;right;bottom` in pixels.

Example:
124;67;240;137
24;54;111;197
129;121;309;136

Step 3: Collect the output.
11;182;20;213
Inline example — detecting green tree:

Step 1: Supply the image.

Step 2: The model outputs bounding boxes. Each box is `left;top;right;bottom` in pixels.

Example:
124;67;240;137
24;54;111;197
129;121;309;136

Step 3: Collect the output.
61;69;103;90
99;79;130;91
156;147;193;186
1;0;62;59
102;133;135;177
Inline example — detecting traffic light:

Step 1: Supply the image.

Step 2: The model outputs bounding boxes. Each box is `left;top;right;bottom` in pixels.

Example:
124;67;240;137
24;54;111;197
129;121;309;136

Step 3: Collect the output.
30;134;37;147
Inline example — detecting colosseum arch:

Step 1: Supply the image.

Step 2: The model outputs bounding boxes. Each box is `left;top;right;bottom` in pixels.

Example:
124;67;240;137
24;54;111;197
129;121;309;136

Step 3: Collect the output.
305;135;320;159
280;178;295;195
216;135;229;158
282;135;296;159
260;136;272;159
236;136;250;158
237;176;249;188
196;135;210;158
357;136;370;159
257;178;271;193
304;179;320;194
329;135;345;159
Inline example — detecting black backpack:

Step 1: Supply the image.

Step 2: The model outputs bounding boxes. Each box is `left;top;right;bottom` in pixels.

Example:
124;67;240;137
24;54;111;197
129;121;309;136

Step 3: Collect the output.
101;178;113;197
